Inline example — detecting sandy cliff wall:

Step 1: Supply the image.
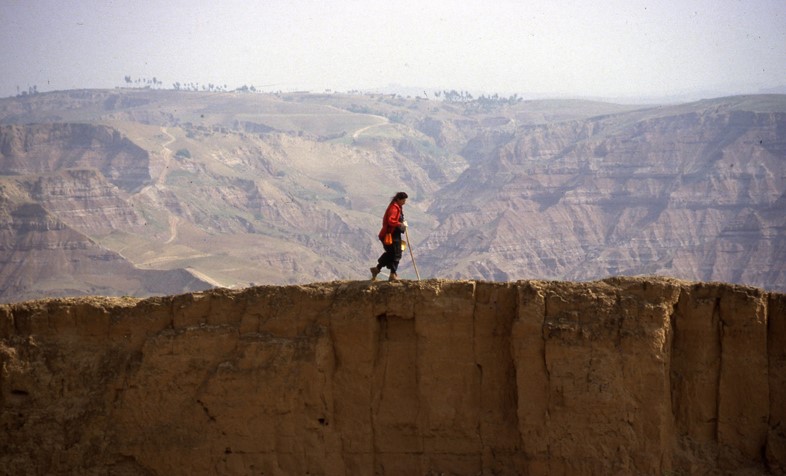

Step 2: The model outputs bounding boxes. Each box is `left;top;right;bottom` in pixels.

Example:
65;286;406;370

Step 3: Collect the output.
0;277;784;475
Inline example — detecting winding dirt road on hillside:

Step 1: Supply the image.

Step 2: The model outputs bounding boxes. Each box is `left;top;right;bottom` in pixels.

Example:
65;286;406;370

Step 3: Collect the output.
156;127;180;245
157;127;176;187
352;115;389;139
164;215;179;244
134;128;182;246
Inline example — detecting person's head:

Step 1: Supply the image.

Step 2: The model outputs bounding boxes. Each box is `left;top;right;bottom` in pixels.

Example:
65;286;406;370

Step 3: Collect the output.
391;191;408;205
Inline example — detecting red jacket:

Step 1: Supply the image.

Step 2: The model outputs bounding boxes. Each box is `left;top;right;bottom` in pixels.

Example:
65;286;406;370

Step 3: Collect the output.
378;201;402;240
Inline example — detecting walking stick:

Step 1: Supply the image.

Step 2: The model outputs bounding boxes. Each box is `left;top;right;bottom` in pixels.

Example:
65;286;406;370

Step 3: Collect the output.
404;228;421;281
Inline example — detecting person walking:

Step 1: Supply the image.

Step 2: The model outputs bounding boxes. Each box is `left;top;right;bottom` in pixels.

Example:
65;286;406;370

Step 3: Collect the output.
370;192;408;281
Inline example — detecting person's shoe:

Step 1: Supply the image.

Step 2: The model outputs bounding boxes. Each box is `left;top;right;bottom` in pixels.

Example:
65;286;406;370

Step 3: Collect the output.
388;273;399;282
370;266;380;281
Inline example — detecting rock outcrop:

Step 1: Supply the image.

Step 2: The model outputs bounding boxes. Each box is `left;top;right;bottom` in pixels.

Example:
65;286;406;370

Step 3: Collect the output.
1;277;783;475
0;123;151;193
0;195;213;303
423;99;786;290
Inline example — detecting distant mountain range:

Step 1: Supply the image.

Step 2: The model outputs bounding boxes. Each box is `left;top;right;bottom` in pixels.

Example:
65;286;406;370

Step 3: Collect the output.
0;89;784;302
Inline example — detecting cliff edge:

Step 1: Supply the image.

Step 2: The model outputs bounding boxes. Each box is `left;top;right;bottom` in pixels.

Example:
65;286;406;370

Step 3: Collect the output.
1;277;784;475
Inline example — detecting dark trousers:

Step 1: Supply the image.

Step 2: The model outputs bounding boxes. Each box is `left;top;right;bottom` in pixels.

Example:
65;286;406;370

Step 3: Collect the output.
377;240;402;273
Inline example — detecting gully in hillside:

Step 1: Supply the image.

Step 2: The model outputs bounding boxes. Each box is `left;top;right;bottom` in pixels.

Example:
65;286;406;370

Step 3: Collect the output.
370;192;408;281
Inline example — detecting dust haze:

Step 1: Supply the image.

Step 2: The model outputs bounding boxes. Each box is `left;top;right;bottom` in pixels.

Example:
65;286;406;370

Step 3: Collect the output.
1;0;785;100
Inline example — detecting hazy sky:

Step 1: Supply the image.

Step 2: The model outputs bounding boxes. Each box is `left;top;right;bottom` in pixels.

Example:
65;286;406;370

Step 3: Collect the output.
2;0;785;100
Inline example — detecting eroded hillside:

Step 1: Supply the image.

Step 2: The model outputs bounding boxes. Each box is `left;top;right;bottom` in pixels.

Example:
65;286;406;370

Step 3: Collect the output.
1;277;784;475
0;90;785;302
425;97;786;287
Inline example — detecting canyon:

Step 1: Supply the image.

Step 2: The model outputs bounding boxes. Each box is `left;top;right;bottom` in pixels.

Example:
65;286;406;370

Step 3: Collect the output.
0;277;784;474
0;90;784;303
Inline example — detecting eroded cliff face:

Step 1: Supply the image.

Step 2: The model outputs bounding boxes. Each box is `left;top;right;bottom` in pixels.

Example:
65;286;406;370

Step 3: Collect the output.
423;105;786;290
0;277;784;475
0;123;151;193
0;196;212;303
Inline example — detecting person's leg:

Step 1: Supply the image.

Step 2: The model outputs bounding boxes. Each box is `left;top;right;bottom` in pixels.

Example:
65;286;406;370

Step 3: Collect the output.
373;244;394;280
377;250;390;270
371;253;384;280
388;242;403;280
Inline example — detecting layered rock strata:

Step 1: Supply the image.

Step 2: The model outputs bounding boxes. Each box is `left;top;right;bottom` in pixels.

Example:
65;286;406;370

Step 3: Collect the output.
424;106;786;290
0;123;150;193
0;277;783;475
